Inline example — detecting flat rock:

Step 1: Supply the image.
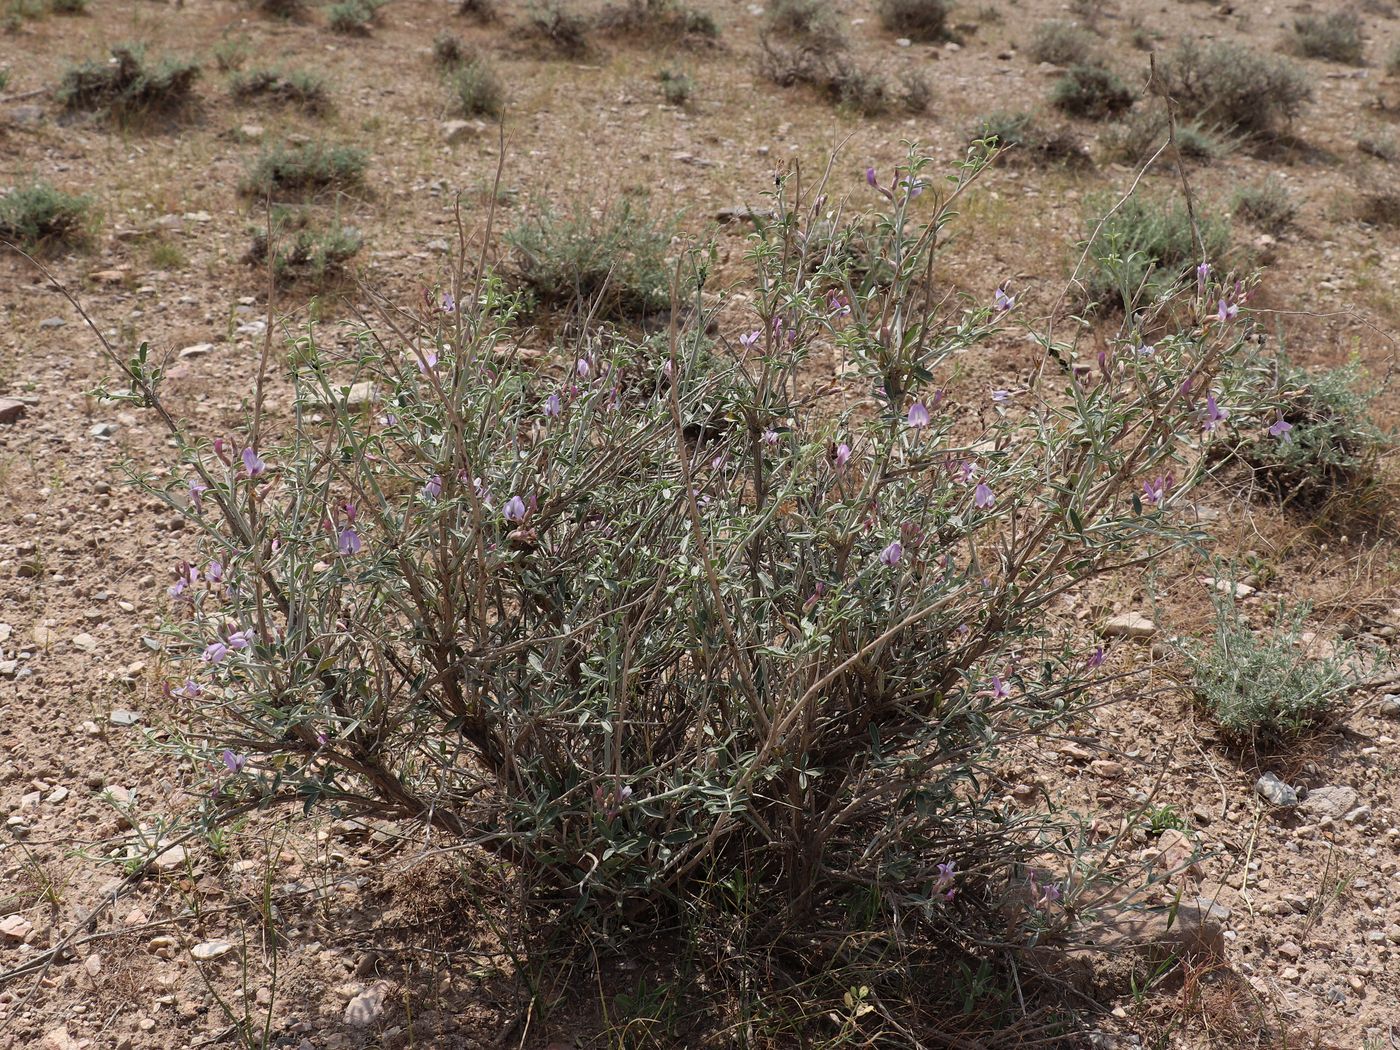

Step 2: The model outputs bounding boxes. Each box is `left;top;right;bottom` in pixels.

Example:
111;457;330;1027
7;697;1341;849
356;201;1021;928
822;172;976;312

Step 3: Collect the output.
0;399;27;424
178;343;216;359
191;940;234;961
1298;785;1358;822
345;980;392;1026
1202;576;1256;598
72;632;99;652
1087;897;1226;966
441;119;486;144
109;709;141;726
1101;612;1155;640
152;843;188;873
1;914;33;941
39;316;66;330
1255;772;1298;807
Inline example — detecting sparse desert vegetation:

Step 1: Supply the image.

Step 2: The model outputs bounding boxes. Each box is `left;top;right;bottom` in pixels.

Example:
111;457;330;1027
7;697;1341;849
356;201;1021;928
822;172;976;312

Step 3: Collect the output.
0;1;1398;1048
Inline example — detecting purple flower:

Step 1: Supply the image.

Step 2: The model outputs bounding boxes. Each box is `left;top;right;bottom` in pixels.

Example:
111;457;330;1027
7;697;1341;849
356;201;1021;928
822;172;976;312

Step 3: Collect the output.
241;447;266;477
898;174;925;198
1142;474;1173;506
1037;881;1062;907
974;482;995;510
1135;343;1155;357
958;460;976;484
543;393;562;418
994;287;1015;312
865;166;878;187
441;292;455;313
206;561;223;583
738;329;761;351
1217;299;1238;323
228;630;253;651
1196;261;1211;291
1202;394;1229;433
990;675;1010;699
221;749;247;774
827;292;851;317
337;527;361;556
575;358;591;379
202;640;229;664
1086;645;1105;670
879;540;903;567
991;388;1013;404
761;428;780;447
188;478;208;512
907;401;930;429
423;474;443;500
503;494;527;523
934;860;957;900
1268;414;1293;440
417;349;439;373
834;443;852;469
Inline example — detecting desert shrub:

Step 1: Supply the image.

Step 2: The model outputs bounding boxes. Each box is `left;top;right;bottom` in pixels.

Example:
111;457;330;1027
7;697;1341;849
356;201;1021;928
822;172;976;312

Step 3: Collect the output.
241;142;367;197
130;145;1280;1041
1358;191;1400;226
1388;41;1400;75
973;110;1091;167
1158;40;1312;136
1027;19;1096;65
658;68;693;106
527;0;589;55
597;0;718;41
229;68;329;114
767;0;843;51
457;0;494;19
759;42;923;115
1051;63;1135;118
0;181;89;248
450;58;503;118
245;208;362;284
213;33;253;72
506;196;672;318
50;0;86;14
1100;106;1232;164
432;32;469;67
326;0;384;33
58;45;200;119
899;69;931;112
1231;178;1296;234
1078;193;1231;312
0;68;8;92
1214;353;1388;519
877;0;952;42
258;0;305;18
1184;590;1360;741
1290;11;1364;65
1357;133;1397;161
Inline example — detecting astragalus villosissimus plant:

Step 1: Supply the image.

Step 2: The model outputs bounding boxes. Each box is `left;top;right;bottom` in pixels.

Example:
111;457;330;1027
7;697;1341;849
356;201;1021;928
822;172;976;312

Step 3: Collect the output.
108;143;1283;1035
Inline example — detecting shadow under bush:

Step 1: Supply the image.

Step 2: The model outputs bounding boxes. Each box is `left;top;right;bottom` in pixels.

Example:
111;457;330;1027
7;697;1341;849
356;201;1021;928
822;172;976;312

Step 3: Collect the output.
127;146;1281;1043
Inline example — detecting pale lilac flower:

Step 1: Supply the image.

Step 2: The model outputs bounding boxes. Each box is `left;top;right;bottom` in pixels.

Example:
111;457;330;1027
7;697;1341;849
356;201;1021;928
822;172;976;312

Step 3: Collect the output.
1268;414;1293;440
423;474;443;500
543;393;562;418
879;540;903;567
761;428;780;447
897;174;925;199
1202;394;1229;433
441;292;455;313
174;678;202;699
1037;881;1062;907
907;401;931;429
241;447;266;477
1216;299;1238;323
188;478;208;512
206;561;223;583
1086;645;1105;670
994;287;1015;312
974;482;995;509
337;527;361;556
711;452;726;470
202;640;229;664
417;349;439;373
834;443;852;469
865;166;878;187
575;358;590;379
990;675;1011;699
1135;343;1155;357
934;860;958;900
1196;261;1211;291
827;292;851;317
958;460;976;484
221;749;247;774
227;630;253;651
1142;474;1172;506
503;495;527;523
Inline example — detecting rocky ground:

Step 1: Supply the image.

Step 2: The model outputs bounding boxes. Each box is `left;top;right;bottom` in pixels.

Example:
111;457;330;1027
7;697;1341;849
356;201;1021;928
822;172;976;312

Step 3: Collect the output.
1;0;1400;1046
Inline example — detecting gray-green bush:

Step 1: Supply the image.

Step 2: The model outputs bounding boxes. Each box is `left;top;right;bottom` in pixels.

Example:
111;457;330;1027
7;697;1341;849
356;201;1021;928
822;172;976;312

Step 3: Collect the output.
1290;11;1364;65
245;209;363;285
1231;178;1296;234
326;0;384;32
229;68;329;113
1101;106;1232;165
1051;63;1135;118
241;142;367;197
1158;40;1312;136
449;58;503;118
59;45;200;119
973;110;1091;167
877;0;952;42
0;182;90;248
120;145;1279;1039
1027;19;1096;65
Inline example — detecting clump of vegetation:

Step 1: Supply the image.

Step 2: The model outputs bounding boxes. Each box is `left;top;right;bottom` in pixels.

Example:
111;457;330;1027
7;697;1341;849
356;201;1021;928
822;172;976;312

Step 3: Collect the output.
1231;178;1297;234
0;181;90;249
1027;19;1096;65
1078;193;1231;312
432;32;469;68
140;145;1283;1044
527;0;589;56
766;0;843;52
1051;63;1135;118
213;33;253;72
50;0;86;14
258;0;305;19
0;68;9;93
229;68;329;114
457;0;494;19
241;141;367;197
1184;590;1361;742
596;0;719;42
246;209;363;285
449;58;504;118
1357;133;1397;161
1289;11;1364;65
1158;40;1312;137
658;68;694;106
506;196;672;319
1100;106;1232;165
58;45;200;120
759;41;926;115
877;0;952;42
1358;191;1400;227
972;110;1091;167
1387;41;1400;76
326;0;384;33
